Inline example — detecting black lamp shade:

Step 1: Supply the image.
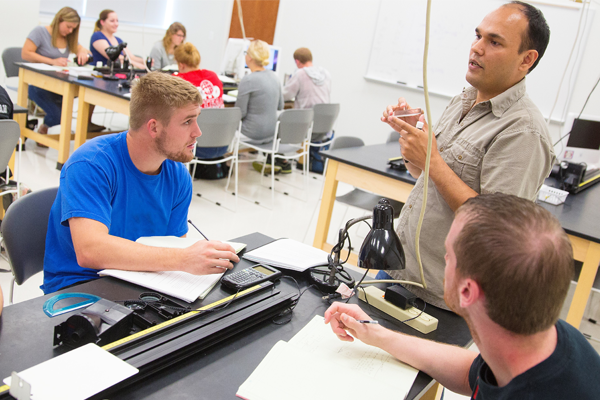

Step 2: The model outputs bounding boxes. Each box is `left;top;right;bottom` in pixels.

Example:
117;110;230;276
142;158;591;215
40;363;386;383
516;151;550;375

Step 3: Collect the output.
358;199;405;271
105;42;128;63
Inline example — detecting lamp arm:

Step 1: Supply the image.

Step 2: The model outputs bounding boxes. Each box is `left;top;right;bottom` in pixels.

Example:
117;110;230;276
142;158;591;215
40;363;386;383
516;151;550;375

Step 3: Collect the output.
361;279;425;289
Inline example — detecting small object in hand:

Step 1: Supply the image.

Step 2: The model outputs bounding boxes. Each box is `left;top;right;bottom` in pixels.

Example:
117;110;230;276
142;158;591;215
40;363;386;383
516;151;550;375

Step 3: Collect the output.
393;108;423;117
356;320;379;324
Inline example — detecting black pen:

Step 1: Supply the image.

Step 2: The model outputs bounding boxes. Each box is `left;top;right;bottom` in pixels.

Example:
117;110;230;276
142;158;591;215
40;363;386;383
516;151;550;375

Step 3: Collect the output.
357;320;379;324
187;219;209;241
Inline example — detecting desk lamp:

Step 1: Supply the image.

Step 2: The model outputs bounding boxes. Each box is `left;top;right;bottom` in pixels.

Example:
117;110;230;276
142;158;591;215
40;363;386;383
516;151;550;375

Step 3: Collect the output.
308;199;405;293
104;42;128;81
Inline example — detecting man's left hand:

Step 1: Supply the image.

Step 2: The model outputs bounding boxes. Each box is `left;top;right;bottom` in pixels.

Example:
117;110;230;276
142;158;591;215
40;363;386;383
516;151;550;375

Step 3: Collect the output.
388;114;440;171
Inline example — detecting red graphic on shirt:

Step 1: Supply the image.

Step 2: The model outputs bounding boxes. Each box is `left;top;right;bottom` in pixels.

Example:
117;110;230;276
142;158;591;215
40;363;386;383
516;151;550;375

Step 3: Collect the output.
199;80;224;109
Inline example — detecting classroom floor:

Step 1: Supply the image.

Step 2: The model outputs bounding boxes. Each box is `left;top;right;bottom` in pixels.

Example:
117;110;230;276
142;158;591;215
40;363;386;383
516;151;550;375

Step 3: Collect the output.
1;102;599;400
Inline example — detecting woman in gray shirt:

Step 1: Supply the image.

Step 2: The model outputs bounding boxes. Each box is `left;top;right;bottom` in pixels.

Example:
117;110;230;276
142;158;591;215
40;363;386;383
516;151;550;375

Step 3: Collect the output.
236;40;283;144
22;7;94;139
149;22;186;70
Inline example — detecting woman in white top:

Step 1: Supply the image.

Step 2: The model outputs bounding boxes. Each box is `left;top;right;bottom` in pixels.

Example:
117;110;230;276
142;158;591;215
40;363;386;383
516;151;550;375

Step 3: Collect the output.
90;9;145;69
149;22;186;70
22;7;98;138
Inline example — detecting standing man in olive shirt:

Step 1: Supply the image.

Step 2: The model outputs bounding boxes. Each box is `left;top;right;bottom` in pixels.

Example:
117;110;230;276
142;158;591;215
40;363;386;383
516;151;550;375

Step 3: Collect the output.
381;1;555;309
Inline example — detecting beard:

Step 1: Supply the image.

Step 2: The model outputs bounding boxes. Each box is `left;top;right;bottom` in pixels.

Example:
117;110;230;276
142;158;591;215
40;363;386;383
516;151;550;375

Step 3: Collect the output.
155;128;194;163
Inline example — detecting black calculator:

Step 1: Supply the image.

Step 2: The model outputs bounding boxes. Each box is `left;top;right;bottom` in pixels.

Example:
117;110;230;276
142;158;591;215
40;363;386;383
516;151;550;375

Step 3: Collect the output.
221;264;282;290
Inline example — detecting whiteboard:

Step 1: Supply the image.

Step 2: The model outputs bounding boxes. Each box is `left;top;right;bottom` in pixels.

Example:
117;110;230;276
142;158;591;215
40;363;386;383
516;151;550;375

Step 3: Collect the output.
365;0;595;121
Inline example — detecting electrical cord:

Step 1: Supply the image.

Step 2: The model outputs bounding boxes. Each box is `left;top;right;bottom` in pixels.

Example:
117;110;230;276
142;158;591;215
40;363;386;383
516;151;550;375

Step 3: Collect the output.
345;268;370;303
271;276;317;325
401;298;426;324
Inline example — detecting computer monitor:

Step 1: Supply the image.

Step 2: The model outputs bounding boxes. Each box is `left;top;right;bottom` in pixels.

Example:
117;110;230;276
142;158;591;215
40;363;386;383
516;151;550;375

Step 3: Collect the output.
244;44;280;73
559;113;600;166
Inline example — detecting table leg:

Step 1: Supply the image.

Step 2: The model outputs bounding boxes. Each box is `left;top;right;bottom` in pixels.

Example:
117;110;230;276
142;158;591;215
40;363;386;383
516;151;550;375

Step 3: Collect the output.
313;159;339;250
420;382;443;400
16;69;29;144
74;86;90;150
566;242;600;329
56;82;78;170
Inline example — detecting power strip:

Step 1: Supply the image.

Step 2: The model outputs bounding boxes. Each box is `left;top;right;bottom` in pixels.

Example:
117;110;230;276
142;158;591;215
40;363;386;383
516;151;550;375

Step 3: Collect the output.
358;286;438;334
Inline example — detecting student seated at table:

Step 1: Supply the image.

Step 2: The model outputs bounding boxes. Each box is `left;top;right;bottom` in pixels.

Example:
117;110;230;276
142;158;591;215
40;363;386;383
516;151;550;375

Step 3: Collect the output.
235;40;284;172
42;72;239;294
325;193;600;399
150;22;186;71
174;42;226;160
90;9;146;69
21;7;103;138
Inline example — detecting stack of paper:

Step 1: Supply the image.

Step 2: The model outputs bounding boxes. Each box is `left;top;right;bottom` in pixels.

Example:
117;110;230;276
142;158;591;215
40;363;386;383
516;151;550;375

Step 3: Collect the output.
98;236;246;303
242;238;329;272
237;315;419;400
4;343;138;400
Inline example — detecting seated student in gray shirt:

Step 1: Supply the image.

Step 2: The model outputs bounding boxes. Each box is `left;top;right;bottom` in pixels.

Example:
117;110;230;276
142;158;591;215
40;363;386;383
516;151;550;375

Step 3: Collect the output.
149;22;186;71
21;7;97;141
235;40;283;144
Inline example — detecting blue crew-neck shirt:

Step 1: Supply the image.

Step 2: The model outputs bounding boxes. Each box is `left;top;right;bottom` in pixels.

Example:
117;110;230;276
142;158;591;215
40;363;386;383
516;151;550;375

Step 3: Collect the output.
42;131;192;294
90;31;124;66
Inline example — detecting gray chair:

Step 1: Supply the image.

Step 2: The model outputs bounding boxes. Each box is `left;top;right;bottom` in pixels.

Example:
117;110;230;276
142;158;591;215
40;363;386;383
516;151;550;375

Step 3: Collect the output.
307;104;340;172
332;136;404;219
2;47;24;92
239;109;314;207
189;107;242;210
1;187;58;304
0;120;22;220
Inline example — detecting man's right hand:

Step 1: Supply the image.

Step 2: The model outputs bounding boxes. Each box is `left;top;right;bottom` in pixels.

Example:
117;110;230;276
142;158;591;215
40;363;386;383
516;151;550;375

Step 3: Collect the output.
381;97;423;129
324;302;385;346
183;240;240;275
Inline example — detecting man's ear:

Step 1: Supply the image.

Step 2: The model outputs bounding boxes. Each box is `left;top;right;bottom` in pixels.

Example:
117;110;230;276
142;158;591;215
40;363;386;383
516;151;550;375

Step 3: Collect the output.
146;118;160;139
459;278;482;309
520;49;538;73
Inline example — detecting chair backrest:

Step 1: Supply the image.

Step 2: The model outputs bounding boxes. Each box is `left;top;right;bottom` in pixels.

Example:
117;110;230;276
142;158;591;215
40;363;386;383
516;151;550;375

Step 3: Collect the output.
277;109;314;145
330;136;365;150
0;120;21;176
196;107;242;148
312;103;340;134
1;187;58;285
2;47;24;78
387;131;401;143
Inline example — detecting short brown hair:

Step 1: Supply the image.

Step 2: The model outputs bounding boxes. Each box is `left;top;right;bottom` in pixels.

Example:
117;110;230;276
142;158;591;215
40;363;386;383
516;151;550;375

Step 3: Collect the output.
94;9;115;33
174;42;200;69
51;7;80;53
454;193;573;335
293;48;312;64
163;22;186;52
129;72;202;130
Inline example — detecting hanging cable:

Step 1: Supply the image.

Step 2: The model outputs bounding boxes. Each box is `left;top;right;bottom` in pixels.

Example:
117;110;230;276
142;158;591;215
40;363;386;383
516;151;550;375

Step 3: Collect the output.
236;0;247;40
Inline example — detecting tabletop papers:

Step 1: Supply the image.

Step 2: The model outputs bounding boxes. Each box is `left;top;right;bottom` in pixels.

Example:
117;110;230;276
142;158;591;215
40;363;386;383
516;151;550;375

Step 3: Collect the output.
3;343;138;400
236;315;419;400
98;236;246;303
242;238;329;272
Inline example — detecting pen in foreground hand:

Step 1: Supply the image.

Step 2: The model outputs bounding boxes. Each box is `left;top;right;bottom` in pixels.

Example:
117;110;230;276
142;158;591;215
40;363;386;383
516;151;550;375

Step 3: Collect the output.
187;219;209;241
356;320;379;324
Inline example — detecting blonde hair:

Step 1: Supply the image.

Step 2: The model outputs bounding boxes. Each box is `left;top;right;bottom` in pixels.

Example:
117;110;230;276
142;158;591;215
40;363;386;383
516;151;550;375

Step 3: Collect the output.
163;22;186;53
50;7;80;53
174;42;200;69
247;40;270;66
293;48;312;64
130;72;202;130
94;9;115;33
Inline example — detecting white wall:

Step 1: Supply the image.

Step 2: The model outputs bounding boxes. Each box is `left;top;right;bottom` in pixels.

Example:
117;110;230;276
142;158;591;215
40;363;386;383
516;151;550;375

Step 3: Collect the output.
0;0;40;85
273;0;600;145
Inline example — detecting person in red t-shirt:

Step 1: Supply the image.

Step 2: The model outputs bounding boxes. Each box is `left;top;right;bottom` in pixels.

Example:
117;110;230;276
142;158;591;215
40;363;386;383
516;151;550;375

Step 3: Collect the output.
174;42;226;160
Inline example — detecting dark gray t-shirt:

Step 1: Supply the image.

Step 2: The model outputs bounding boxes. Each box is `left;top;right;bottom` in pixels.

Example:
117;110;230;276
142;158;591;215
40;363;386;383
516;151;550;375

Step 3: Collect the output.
27;26;70;60
235;70;283;143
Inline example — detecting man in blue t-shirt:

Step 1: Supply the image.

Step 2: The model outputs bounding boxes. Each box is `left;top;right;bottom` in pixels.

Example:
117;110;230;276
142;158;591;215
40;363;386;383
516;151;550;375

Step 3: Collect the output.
325;192;600;399
42;72;239;294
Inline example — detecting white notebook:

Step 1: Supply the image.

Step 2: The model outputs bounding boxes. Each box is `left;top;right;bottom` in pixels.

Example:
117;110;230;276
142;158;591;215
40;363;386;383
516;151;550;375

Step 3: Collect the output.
98;236;246;303
242;238;329;272
237;315;419;400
